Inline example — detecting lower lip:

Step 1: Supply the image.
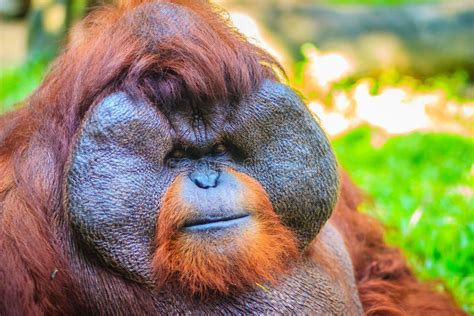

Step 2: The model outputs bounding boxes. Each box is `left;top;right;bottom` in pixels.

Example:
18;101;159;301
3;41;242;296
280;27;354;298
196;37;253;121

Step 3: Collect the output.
183;215;251;232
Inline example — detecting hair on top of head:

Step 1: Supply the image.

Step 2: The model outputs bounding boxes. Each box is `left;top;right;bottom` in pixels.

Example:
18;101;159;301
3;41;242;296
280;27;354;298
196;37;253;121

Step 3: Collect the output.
31;0;280;136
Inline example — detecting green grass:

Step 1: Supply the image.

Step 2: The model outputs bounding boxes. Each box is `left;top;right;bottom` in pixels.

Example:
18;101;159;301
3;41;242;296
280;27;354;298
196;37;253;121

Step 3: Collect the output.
332;126;474;313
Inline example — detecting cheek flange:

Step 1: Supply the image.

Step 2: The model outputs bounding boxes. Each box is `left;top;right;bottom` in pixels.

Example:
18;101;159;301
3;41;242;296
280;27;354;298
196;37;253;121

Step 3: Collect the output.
226;81;340;249
65;92;171;284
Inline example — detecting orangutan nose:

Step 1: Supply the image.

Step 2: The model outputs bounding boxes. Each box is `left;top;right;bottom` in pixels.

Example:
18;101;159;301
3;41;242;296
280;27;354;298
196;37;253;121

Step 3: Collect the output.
188;168;220;189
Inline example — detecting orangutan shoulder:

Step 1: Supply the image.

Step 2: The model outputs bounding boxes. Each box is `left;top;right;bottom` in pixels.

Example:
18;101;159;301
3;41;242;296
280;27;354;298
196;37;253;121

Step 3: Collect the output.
306;222;363;313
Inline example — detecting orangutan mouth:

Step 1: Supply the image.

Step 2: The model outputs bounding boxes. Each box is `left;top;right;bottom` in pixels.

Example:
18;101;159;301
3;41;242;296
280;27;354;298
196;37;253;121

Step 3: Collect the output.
183;213;251;232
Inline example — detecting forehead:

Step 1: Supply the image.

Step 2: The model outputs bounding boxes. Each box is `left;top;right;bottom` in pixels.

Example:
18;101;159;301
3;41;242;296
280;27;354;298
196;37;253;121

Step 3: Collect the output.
84;80;302;153
149;80;303;148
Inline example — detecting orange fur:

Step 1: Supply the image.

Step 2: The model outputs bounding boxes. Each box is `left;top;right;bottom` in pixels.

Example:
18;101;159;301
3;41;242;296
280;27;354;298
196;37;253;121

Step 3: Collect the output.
152;169;299;297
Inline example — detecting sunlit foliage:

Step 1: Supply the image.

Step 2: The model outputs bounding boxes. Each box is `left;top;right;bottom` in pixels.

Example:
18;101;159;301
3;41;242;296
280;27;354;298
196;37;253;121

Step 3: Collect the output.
333;127;474;313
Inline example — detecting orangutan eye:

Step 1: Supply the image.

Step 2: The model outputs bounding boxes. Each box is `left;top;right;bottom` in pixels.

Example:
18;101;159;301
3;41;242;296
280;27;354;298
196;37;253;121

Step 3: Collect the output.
212;143;227;155
171;148;186;159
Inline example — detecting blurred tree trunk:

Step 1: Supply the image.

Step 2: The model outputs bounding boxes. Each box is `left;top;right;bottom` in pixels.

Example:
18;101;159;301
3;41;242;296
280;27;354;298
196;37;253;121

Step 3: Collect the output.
231;0;474;77
0;0;30;18
27;0;72;59
27;0;111;59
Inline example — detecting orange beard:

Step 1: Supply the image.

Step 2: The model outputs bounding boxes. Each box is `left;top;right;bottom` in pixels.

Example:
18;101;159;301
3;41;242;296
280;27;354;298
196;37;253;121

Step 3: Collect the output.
151;169;299;297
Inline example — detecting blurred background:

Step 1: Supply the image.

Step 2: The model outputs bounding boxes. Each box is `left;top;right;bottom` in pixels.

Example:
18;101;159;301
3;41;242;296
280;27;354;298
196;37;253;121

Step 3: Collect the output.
0;0;472;312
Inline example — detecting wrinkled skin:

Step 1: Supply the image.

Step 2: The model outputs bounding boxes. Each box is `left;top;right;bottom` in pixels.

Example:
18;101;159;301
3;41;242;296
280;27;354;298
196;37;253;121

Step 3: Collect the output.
66;81;339;281
66;80;362;313
0;1;364;314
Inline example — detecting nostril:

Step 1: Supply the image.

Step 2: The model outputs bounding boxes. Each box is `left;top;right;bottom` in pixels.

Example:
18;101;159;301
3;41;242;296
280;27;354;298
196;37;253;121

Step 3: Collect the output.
194;175;211;189
189;170;220;189
208;170;219;186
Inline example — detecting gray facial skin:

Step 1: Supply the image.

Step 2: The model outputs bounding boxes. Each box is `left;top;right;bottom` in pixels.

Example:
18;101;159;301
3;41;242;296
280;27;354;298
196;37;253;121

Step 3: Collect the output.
66;80;339;283
226;82;339;243
64;79;363;314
